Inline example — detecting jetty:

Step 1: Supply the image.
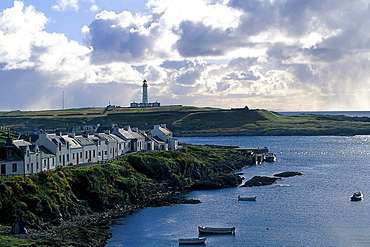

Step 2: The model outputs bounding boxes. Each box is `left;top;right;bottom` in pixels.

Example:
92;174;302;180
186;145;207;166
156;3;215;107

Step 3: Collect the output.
235;147;268;164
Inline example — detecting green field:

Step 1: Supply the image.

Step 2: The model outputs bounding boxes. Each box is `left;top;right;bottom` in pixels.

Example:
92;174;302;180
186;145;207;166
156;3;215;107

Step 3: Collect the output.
1;105;370;137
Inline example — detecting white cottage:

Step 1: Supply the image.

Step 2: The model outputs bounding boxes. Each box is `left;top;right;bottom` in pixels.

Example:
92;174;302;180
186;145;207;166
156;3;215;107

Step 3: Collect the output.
150;124;178;150
0;138;25;176
112;126;146;152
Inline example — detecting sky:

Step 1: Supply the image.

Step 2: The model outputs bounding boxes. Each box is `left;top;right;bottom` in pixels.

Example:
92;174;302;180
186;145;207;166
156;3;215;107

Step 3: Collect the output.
1;0;370;112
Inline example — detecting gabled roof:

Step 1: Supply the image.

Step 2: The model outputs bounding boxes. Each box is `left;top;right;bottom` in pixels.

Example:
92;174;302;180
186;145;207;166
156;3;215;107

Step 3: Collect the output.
97;133;118;142
74;136;96;146
62;136;82;149
39;145;55;157
46;134;67;146
116;128;145;140
13;140;33;148
152;136;166;144
109;134;126;143
158;126;172;136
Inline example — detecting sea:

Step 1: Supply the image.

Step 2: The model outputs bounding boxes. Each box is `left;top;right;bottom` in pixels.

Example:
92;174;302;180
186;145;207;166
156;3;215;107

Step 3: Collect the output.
107;112;370;247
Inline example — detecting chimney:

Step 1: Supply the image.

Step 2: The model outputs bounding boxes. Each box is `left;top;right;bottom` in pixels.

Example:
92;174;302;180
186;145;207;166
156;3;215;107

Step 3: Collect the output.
5;136;13;146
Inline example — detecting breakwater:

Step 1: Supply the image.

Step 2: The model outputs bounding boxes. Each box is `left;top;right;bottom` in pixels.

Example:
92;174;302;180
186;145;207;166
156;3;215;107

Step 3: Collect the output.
0;144;257;246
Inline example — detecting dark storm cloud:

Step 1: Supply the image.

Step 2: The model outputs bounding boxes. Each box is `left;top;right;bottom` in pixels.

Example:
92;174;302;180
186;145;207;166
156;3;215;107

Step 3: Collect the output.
229;0;276;36
0;69;51;110
228;57;258;70
86;17;158;64
160;60;196;70
174;21;236;57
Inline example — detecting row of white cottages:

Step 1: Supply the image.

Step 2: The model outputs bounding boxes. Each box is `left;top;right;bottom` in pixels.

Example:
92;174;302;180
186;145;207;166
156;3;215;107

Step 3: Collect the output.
0;124;179;176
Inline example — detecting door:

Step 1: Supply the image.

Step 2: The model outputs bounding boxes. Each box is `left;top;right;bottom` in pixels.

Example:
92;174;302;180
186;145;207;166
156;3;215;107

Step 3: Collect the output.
1;164;5;175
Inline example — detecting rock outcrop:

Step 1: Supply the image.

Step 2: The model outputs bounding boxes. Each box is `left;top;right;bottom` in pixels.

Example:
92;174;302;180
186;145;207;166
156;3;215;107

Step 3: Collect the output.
241;176;281;187
274;171;303;177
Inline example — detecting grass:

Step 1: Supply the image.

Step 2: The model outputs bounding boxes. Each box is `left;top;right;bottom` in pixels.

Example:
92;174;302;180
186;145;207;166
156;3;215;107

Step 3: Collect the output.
1;105;370;136
0;225;37;247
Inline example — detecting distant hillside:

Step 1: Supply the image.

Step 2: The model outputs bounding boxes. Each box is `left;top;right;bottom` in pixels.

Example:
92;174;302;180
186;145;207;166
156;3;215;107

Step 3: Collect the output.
1;106;370;136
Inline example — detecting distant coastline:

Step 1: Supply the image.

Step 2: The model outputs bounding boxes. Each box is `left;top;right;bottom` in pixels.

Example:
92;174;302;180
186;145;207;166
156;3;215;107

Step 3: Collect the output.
279;111;370;118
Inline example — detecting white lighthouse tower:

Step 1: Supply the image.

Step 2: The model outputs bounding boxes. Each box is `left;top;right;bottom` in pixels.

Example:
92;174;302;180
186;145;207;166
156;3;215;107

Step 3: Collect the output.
130;79;160;108
142;80;148;104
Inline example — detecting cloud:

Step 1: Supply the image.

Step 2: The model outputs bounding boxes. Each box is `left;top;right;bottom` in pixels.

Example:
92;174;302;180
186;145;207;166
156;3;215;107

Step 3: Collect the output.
3;0;370;112
52;0;79;11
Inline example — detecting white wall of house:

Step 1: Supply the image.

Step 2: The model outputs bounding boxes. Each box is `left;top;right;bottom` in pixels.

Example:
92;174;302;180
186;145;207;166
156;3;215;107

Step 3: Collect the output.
41;156;56;171
0;160;24;176
2;124;177;176
168;138;179;150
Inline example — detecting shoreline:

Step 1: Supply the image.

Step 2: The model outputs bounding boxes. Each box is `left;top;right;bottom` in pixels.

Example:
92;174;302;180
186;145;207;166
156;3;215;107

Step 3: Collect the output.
12;192;200;246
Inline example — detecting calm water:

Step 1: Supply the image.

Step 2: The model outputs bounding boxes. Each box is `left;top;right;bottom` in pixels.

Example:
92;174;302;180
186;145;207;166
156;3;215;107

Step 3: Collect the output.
107;135;370;246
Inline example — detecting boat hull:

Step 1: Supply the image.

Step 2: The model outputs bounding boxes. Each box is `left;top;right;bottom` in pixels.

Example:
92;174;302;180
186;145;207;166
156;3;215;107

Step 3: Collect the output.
179;237;206;244
264;153;277;162
198;226;236;234
238;196;256;201
351;192;363;201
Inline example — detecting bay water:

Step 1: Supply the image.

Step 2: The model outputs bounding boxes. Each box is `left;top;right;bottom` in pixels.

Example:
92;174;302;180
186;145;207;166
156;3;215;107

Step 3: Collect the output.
107;135;370;246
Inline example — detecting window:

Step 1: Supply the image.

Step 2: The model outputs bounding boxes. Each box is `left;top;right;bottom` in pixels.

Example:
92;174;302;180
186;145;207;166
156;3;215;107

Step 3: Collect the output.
27;164;29;170
59;155;62;163
93;150;96;158
12;163;17;172
36;162;39;170
72;153;75;159
85;151;88;159
67;154;69;162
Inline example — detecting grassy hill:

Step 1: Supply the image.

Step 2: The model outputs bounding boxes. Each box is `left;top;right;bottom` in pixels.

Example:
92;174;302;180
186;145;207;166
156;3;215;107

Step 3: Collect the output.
1;106;370;136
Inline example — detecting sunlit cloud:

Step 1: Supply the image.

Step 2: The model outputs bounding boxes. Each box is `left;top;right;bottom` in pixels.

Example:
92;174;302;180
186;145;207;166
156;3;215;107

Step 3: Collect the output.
2;0;370;111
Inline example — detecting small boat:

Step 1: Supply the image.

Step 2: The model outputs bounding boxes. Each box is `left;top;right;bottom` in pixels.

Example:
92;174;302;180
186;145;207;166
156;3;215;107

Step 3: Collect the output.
198;226;236;234
351;191;363;201
238;195;257;201
178;237;206;244
264;152;277;162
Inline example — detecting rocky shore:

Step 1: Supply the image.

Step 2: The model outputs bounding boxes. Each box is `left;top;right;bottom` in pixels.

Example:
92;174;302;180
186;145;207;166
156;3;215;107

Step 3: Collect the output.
241;171;303;187
0;145;253;246
12;192;201;246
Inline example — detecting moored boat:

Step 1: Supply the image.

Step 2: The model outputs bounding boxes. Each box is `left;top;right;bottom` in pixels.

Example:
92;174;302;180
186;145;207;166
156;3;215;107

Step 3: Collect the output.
179;237;206;244
264;152;277;162
351;191;363;201
198;226;236;234
238;195;257;201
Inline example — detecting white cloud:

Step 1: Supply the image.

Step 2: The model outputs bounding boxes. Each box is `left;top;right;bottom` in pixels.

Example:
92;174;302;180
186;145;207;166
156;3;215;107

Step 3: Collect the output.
3;0;370;111
52;0;79;11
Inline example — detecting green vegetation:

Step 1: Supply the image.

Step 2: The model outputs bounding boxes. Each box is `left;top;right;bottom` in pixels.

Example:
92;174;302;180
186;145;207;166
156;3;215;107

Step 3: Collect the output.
1;106;370;136
0;131;18;143
0;144;252;245
0;145;250;230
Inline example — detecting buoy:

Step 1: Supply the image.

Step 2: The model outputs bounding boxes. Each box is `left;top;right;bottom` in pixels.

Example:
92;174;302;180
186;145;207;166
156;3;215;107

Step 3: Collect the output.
266;227;270;230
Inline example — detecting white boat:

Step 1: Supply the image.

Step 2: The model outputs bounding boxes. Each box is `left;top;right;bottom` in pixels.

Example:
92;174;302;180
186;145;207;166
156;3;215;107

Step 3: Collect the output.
351;191;363;201
264;152;276;162
179;237;206;244
238;196;257;201
198;226;236;234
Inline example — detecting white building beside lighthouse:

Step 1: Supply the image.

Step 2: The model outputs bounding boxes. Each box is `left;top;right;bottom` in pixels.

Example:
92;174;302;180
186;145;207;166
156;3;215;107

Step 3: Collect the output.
130;80;160;108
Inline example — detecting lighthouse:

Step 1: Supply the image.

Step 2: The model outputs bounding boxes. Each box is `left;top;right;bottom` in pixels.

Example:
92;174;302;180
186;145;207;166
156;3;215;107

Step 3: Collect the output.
130;80;160;108
142;80;148;104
